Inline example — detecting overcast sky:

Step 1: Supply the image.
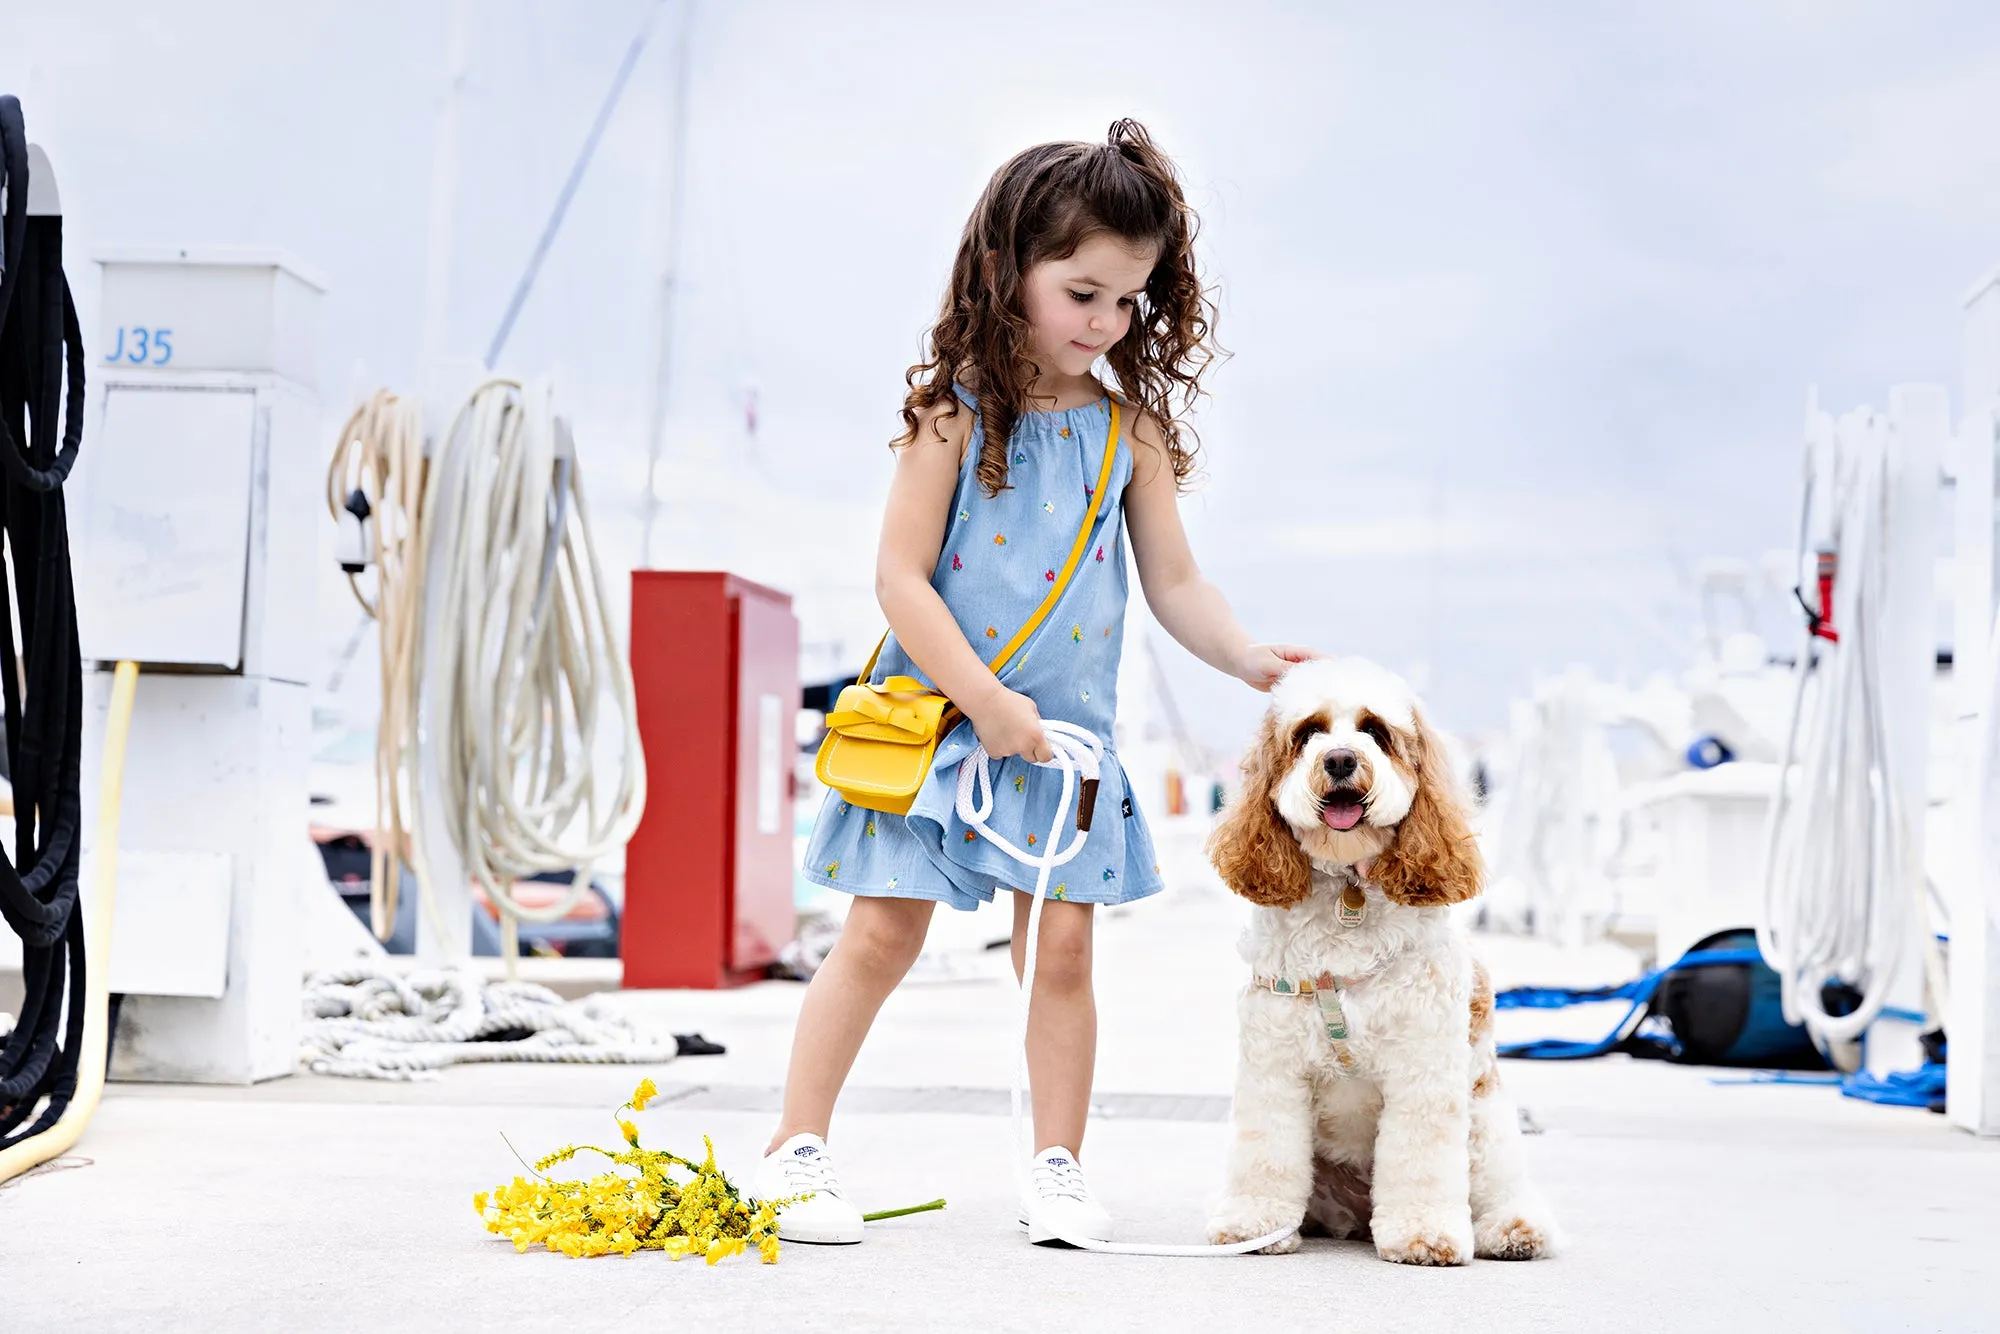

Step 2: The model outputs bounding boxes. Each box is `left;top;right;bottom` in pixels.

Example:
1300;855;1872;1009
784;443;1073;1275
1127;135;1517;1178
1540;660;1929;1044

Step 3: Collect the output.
8;0;1999;746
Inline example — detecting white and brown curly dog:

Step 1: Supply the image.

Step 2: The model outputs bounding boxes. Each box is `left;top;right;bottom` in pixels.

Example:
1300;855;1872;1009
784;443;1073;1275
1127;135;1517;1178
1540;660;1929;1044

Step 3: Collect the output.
1203;657;1558;1265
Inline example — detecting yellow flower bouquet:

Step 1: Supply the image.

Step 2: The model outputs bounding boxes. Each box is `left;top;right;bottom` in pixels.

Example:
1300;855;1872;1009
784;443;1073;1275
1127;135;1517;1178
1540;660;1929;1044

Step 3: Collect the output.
474;1079;788;1264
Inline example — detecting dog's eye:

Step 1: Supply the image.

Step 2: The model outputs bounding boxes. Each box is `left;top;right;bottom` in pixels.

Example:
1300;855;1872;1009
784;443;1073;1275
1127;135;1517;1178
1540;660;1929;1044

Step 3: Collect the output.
1359;717;1393;749
1291;720;1325;749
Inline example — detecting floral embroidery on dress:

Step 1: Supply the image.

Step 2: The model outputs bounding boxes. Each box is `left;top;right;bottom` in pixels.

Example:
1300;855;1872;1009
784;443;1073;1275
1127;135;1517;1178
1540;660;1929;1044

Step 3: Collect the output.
1102;868;1118;882
807;380;1147;913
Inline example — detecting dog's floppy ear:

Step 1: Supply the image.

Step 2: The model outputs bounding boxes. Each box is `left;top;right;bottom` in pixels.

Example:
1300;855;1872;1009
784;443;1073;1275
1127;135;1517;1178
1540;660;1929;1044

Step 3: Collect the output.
1207;709;1312;908
1372;708;1483;907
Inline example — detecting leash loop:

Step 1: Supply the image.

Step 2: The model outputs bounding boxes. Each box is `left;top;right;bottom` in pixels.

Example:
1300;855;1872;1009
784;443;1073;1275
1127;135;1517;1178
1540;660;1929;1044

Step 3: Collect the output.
953;723;1296;1257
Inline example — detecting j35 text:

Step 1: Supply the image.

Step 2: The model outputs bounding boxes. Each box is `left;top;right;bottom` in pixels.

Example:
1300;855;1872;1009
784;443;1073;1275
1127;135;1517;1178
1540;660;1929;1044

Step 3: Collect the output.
104;327;174;365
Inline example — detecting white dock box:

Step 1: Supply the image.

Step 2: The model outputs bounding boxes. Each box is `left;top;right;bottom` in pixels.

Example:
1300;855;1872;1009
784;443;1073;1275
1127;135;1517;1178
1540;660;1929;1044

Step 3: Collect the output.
74;249;323;674
93;246;324;386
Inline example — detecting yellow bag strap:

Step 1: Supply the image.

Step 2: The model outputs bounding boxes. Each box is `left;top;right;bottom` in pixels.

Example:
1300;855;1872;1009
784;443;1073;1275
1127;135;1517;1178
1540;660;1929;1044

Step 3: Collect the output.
853;398;1122;689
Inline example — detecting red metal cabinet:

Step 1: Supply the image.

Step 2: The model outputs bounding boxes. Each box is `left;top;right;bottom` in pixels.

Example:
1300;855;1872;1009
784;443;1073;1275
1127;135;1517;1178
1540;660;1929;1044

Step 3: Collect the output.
625;572;799;988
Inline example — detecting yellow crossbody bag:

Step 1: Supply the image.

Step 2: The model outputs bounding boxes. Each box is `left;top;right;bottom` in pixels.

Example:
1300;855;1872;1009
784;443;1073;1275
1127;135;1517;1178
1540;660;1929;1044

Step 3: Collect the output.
814;400;1122;815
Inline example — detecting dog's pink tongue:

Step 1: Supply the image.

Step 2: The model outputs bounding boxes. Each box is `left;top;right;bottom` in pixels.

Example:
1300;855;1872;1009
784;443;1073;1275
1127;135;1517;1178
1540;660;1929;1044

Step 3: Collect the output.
1322;800;1365;831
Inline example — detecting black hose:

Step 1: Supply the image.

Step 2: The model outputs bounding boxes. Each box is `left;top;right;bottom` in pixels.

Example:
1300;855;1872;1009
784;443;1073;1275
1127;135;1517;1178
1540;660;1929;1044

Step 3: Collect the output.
0;94;90;1148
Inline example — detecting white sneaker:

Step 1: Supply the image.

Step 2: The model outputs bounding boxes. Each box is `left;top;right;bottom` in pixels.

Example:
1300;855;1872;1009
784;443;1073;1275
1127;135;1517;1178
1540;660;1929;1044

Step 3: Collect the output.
1020;1146;1114;1246
751;1133;864;1244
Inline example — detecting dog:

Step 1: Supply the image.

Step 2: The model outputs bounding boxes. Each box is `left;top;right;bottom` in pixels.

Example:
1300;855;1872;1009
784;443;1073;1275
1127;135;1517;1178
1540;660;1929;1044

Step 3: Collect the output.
1202;657;1557;1264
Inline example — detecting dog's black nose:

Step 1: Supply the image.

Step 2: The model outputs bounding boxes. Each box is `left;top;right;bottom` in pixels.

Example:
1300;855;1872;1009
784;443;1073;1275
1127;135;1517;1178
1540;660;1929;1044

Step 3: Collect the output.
1323;748;1358;781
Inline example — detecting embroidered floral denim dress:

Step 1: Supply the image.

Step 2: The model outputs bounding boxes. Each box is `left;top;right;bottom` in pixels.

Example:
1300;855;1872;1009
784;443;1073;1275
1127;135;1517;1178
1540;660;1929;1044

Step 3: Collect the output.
802;385;1164;912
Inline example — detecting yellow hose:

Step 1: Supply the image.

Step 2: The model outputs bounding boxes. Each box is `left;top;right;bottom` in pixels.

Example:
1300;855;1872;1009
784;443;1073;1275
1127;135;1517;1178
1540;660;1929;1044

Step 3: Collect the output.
0;660;138;1185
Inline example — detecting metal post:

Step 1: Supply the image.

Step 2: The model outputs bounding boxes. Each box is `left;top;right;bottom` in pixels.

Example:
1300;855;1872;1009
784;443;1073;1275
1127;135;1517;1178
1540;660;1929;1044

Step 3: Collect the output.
1948;272;2000;1132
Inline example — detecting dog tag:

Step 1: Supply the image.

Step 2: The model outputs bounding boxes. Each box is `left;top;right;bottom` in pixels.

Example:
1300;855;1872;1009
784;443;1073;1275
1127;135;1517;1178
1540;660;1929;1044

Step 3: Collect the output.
1338;884;1367;926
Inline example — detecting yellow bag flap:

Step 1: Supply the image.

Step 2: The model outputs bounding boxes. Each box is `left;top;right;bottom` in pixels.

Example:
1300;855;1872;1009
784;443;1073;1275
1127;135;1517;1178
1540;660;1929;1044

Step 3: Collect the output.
822;679;948;745
815;728;938;803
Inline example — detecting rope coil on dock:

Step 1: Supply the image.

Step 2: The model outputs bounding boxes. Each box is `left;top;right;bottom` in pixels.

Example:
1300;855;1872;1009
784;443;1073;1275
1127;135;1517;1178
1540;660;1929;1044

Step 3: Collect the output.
300;965;679;1080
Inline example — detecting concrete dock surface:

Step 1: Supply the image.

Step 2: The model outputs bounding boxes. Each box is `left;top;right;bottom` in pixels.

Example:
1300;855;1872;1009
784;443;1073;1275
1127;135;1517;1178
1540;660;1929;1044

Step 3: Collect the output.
6;888;1995;1333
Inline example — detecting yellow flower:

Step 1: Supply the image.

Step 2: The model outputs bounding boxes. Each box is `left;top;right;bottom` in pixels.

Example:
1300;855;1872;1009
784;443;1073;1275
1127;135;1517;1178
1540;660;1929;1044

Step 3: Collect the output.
477;1095;787;1264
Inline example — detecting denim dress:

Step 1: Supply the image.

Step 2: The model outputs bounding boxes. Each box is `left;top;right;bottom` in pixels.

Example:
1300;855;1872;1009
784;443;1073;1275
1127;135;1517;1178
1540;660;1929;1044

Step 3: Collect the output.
801;385;1164;911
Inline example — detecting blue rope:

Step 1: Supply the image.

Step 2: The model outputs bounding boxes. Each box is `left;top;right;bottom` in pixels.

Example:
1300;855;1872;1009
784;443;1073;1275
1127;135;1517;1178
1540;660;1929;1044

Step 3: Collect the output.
1840;1065;1946;1107
1707;1071;1842;1087
1495;948;1764;1061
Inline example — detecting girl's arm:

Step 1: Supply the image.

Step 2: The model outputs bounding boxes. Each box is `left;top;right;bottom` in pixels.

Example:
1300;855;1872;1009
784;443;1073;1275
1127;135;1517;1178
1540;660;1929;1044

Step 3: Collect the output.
875;405;1054;762
1123;413;1317;692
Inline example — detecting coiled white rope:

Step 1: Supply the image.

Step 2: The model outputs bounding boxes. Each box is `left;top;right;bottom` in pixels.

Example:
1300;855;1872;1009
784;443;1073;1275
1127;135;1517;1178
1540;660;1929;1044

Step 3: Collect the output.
327;390;431;943
411;378;647;956
1759;413;1915;1048
300;965;677;1080
955;723;1294;1256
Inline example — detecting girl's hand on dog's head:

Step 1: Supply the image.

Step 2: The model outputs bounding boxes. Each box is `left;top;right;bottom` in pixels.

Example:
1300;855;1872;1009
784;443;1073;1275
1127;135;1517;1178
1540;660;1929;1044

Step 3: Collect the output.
1237;643;1322;692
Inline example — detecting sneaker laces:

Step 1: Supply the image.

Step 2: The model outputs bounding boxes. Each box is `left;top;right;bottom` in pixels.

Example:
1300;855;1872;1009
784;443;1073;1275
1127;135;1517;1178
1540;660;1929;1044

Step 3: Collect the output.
1031;1156;1090;1204
779;1149;843;1200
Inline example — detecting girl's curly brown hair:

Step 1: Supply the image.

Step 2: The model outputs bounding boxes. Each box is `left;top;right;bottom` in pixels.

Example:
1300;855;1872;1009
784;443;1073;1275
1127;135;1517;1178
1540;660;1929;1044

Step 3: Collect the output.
895;118;1219;495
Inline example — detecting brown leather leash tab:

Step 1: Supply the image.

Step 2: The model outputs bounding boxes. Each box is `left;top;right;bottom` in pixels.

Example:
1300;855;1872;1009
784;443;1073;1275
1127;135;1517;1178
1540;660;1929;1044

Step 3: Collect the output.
1075;778;1100;831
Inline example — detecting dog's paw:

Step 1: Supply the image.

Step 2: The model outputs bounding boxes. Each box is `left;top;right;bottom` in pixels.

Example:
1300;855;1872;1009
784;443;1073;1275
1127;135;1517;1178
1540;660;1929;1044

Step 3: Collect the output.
1206;1197;1303;1254
1473;1205;1559;1260
1373;1209;1473;1266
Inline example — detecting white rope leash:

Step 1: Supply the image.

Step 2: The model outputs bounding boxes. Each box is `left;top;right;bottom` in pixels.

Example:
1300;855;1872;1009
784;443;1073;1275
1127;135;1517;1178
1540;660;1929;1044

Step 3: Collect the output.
954;723;1295;1256
299;965;678;1080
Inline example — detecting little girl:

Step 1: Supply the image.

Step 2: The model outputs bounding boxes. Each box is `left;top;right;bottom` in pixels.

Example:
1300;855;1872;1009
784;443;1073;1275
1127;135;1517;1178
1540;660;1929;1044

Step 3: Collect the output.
754;120;1315;1245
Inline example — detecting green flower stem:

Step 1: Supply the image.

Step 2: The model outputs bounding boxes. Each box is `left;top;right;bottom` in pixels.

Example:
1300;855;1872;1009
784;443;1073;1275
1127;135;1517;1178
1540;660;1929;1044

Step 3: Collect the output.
862;1198;947;1222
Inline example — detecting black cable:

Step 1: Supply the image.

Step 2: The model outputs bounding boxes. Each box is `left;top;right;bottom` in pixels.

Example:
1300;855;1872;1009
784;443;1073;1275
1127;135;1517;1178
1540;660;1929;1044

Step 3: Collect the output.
0;94;90;1148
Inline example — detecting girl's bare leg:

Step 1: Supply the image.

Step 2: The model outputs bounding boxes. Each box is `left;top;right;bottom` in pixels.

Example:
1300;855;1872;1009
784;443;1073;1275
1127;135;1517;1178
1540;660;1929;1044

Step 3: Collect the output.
767;895;935;1152
1010;893;1097;1155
